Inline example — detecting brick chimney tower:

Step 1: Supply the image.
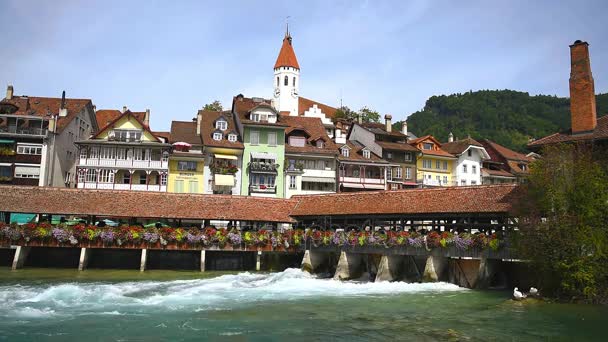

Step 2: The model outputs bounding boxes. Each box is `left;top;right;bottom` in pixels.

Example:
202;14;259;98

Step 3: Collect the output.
569;40;597;134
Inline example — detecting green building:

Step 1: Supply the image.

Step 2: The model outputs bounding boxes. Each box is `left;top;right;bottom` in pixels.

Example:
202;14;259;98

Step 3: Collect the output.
232;95;286;198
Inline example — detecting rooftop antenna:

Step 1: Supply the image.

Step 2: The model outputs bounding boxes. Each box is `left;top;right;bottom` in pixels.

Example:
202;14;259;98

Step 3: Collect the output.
285;16;291;37
339;89;343;108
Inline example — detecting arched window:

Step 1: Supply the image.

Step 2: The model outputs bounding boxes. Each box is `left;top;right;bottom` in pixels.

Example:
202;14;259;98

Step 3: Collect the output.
284;76;288;86
276;77;279;87
293;77;296;87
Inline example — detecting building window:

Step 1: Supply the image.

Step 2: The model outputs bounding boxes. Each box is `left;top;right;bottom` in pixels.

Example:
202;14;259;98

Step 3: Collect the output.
86;169;97;182
395;167;402;179
289;136;305;147
436;160;440;169
139;173;147;185
341;148;349;158
387;152;393;159
468;149;472;157
284;76;288;86
405;153;412;162
216;120;227;131
177;161;197;171
387;167;392;180
316;140;324;148
250;131;259;145
160;173;167;186
80;148;87;159
471;180;477;185
443;161;448;170
175;180;184;193
16;144;43;155
123;172;130;184
463;165;468;173
14;165;40;179
189;180;199;193
405;167;411;179
162;151;169;162
268;132;277;146
293;77;296;87
363;150;370;159
276;77;279;87
436;175;441;183
113;129;142;142
472;165;477;174
251;113;260;122
213;132;222;141
228;134;237;142
423;159;432;169
423;143;433;150
77;170;85;184
98;169;114;183
443;176;448;184
289;175;297;189
461;179;466;186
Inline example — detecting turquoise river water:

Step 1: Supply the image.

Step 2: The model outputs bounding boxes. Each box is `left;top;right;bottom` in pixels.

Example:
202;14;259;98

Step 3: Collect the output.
0;268;607;341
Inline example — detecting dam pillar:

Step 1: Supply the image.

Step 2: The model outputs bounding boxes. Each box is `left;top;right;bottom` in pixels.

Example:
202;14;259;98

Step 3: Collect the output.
301;249;328;274
256;251;262;271
200;250;206;272
476;257;504;289
11;246;31;270
140;249;147;272
422;256;448;282
78;248;91;271
375;255;405;282
333;251;363;280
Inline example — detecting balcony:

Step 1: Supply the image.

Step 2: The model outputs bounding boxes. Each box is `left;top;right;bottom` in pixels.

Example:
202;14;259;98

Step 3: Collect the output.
248;161;279;173
302;169;335;178
0;126;47;137
78;158;168;169
78;183;166;192
249;184;276;193
339;176;385;190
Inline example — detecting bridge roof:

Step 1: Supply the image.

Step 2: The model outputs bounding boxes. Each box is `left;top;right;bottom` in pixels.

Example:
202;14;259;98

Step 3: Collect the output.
290;185;519;218
0;186;297;223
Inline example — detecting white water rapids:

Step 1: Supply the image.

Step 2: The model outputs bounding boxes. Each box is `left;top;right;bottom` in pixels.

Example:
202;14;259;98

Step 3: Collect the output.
0;269;466;319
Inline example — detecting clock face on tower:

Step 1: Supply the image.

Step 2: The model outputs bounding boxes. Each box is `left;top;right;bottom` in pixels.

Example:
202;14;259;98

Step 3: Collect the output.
274;88;280;97
291;88;298;98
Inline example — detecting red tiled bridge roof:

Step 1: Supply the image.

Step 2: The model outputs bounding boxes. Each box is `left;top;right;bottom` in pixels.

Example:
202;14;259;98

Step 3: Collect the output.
0;185;520;222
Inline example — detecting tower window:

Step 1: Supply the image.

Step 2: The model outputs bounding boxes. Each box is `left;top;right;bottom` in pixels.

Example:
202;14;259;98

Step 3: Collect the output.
284;76;288;86
276;77;279;87
293;77;296;87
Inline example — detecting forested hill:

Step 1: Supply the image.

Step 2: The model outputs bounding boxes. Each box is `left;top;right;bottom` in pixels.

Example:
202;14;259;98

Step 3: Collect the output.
402;90;608;152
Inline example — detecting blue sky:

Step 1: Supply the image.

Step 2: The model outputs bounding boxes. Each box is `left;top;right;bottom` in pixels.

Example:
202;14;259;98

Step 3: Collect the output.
1;0;607;131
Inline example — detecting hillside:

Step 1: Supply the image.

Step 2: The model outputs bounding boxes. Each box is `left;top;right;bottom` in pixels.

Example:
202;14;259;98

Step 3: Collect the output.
400;90;608;152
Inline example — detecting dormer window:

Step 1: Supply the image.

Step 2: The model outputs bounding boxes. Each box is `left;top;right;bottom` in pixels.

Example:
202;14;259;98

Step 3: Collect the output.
423;143;433;150
216;119;227;131
228;134;237;142
251;113;259;122
341;147;349;158
316;140;324;148
213;132;222;141
363;150;371;159
468;149;472;157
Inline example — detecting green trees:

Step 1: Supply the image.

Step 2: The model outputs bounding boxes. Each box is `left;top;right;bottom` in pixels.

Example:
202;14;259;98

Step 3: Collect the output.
406;90;608;151
203;100;223;112
516;144;608;303
334;106;380;123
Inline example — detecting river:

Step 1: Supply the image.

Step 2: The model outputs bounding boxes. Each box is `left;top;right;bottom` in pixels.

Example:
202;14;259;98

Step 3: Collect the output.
0;268;606;341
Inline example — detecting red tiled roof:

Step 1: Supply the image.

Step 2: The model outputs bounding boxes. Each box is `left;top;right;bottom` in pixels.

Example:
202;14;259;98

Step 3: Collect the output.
360;122;408;139
338;141;387;163
528;115;608;147
274;36;300;69
232;96;288;128
1;95;92;133
376;140;419;152
298;97;337;119
290;184;519;217
442;137;484;155
280;116;338;155
479;139;530;162
199;110;244;149
91;110;162;142
152;131;171;142
482;168;515;178
96;110;146;131
0;186;296;223
409;136;455;158
170;120;202;146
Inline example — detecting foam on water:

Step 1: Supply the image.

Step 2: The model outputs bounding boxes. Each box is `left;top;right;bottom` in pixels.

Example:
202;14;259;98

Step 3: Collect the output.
0;269;466;318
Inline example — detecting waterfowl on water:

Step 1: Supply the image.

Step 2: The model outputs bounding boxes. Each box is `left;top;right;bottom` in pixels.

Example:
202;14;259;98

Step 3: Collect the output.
513;287;526;300
529;287;539;296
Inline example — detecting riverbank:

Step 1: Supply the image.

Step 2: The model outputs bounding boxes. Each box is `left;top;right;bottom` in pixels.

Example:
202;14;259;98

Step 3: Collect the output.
1;268;607;341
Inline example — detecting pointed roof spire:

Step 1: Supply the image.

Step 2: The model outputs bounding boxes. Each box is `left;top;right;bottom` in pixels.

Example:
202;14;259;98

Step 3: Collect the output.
274;22;300;70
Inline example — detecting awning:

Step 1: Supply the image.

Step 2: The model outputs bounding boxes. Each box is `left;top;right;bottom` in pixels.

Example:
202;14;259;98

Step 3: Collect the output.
215;154;237;160
302;176;335;183
214;174;235;186
251;152;276;160
15;165;40;176
0;139;15;144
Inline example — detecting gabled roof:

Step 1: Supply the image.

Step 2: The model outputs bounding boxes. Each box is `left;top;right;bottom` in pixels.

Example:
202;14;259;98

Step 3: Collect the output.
479;139;531;162
232;95;287;128
409;135;455;158
0;94;93;133
528;115;608;147
442;137;489;159
96;110;146;131
298;97;337;119
280;115;338;155
376;140;419;152
92;110;161;142
170;120;202;146
200;110;244;149
360;122;408;139
274;35;300;69
338;141;387;163
152;131;171;143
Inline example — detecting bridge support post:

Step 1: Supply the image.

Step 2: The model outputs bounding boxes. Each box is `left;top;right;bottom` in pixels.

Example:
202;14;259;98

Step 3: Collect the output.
256;251;262;271
200;250;206;272
78;248;90;271
140;249;147;272
11;246;31;270
333;251;363;280
476;257;503;289
422;256;448;282
375;255;404;282
301;249;326;274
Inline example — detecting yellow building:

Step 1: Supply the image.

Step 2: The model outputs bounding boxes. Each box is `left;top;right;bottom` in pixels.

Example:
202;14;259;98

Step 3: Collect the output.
409;135;457;187
167;121;205;193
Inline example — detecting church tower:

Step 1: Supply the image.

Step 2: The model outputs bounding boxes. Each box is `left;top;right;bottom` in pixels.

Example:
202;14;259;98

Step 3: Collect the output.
272;26;300;116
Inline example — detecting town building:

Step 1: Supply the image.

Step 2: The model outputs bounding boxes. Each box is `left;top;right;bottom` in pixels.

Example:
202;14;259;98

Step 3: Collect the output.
529;40;608;150
0;86;97;187
280;115;338;198
75;109;171;191
337;141;390;192
409;135;457;187
442;134;490;186
348;115;419;189
233;95;287;198
168;117;205;194
479;139;531;184
200;110;243;195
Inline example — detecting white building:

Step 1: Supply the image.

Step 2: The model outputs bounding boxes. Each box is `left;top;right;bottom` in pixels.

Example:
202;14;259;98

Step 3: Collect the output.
442;134;490;186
